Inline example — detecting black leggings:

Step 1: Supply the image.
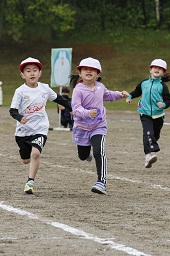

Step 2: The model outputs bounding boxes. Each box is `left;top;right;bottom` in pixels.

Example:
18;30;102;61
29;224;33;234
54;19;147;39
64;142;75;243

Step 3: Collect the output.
77;134;107;184
140;115;164;154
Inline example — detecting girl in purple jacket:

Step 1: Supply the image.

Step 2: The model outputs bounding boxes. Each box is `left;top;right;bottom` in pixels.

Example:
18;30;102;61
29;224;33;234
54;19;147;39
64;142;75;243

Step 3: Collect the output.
71;57;129;194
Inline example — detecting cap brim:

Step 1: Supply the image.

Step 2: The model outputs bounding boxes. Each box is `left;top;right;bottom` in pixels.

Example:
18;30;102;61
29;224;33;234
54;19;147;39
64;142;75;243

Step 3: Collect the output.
76;65;101;72
20;62;42;71
150;65;166;70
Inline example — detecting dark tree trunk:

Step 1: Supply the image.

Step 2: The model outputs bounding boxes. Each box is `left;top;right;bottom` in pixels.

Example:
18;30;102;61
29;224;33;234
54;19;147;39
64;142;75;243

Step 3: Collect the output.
141;0;147;25
0;0;5;42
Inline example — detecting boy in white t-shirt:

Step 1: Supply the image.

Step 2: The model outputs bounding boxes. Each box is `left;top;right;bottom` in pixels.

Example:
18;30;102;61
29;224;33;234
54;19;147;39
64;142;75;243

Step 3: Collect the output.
9;57;72;194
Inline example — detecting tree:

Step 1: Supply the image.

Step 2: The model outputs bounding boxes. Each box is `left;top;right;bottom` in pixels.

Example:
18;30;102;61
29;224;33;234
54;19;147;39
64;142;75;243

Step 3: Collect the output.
1;0;75;42
1;0;170;43
0;0;5;41
141;0;147;25
155;0;160;23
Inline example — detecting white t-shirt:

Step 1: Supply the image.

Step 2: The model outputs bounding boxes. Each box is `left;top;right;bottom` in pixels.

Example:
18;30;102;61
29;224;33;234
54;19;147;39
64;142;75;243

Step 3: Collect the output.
10;82;57;136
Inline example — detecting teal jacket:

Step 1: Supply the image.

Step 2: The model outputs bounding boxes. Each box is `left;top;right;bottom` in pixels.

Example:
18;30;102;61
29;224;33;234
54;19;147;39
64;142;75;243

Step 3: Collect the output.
128;76;170;117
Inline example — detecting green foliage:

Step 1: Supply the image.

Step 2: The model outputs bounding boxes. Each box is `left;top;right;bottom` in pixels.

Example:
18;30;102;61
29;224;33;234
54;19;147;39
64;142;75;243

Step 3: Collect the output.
1;28;170;112
1;0;170;111
4;0;24;41
28;2;75;32
2;0;75;42
1;0;170;43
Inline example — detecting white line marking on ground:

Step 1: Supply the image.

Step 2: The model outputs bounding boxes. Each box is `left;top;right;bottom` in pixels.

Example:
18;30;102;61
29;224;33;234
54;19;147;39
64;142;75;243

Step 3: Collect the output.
42;161;68;169
111;119;170;126
0;235;64;240
107;175;170;191
0;236;17;240
0;201;151;256
0;152;169;191
163;122;170;126
70;168;170;191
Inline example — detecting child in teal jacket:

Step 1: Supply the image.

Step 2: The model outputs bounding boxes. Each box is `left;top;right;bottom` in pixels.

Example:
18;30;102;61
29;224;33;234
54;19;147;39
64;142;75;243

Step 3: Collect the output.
126;59;170;168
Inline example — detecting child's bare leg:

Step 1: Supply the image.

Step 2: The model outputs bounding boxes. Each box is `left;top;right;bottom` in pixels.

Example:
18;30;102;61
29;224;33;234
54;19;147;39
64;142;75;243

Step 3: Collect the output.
28;147;40;179
23;159;30;164
24;147;40;194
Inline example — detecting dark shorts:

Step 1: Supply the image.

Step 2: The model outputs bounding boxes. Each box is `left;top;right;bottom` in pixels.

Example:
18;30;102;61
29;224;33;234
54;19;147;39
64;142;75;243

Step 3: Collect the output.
15;134;47;160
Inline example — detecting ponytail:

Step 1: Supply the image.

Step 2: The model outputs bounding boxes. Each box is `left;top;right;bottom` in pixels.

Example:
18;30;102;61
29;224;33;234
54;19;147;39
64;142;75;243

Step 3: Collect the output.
162;73;170;82
97;76;102;82
70;74;80;88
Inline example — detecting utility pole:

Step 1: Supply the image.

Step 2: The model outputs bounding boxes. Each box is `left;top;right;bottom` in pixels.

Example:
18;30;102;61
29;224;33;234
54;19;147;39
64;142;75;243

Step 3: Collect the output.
0;81;3;106
155;0;160;24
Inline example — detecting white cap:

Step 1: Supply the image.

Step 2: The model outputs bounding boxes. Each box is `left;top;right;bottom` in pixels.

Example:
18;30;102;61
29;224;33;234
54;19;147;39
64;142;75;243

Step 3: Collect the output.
150;59;167;70
77;57;102;72
19;57;43;71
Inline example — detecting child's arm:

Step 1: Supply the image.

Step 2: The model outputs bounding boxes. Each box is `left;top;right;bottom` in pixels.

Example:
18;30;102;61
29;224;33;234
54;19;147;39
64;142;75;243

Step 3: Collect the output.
58;104;65;110
121;91;129;98
53;94;72;112
89;109;97;118
9;108;29;124
9;108;24;122
160;83;170;109
126;83;142;104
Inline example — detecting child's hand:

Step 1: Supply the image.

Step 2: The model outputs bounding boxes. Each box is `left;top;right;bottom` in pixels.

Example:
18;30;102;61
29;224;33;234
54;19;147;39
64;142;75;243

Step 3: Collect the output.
89;109;97;119
121;91;129;98
126;98;131;104
58;104;65;110
21;116;29;124
157;102;163;108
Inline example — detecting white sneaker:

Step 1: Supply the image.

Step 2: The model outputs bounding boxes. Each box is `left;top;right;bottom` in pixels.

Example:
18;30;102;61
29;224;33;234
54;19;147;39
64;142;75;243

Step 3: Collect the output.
91;181;106;194
145;154;157;168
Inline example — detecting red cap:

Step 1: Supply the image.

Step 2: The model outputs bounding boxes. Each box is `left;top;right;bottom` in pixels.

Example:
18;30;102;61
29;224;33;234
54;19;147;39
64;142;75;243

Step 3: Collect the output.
19;57;42;72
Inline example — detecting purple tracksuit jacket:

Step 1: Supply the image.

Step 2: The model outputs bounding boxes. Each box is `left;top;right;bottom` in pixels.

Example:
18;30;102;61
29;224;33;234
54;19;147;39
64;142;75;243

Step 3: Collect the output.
72;81;123;131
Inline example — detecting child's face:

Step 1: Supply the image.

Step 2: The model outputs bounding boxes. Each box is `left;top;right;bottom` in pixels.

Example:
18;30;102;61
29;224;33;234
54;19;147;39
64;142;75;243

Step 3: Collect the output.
150;66;165;79
80;67;99;84
62;92;69;96
21;64;42;87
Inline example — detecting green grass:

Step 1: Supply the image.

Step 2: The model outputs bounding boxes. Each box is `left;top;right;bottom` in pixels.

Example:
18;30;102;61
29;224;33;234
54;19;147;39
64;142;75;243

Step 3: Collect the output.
1;28;170;110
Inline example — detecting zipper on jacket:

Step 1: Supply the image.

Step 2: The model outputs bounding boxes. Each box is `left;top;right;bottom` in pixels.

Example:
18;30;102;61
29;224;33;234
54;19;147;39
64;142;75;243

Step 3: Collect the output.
150;79;154;116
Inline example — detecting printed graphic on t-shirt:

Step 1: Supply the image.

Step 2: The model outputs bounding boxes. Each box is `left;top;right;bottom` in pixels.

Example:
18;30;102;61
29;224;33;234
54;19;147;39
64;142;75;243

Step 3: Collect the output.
25;104;44;114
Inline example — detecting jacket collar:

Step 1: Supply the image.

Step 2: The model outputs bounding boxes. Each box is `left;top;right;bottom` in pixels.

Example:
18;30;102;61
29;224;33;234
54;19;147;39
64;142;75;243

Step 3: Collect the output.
149;75;162;82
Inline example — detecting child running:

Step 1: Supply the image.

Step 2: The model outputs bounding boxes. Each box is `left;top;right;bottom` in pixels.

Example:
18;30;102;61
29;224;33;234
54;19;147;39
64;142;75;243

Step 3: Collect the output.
126;59;170;168
9;57;72;194
58;87;73;130
71;57;129;194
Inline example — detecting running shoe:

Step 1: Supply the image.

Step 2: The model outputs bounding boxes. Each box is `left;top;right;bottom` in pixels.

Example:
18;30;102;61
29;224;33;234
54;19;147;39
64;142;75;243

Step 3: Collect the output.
91;181;106;194
145;154;157;168
24;181;34;194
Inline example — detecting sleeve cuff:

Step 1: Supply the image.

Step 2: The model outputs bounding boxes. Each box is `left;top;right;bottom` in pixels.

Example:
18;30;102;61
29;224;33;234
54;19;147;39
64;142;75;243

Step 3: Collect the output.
127;94;132;100
162;102;166;108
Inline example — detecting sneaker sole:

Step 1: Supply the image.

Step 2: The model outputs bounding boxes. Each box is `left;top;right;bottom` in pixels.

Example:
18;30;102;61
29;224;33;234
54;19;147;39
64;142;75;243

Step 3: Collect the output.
145;156;157;168
24;189;34;194
91;186;106;194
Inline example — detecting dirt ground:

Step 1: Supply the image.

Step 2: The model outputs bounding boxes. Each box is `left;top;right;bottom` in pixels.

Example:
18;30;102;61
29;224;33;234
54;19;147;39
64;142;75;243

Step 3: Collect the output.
0;106;170;256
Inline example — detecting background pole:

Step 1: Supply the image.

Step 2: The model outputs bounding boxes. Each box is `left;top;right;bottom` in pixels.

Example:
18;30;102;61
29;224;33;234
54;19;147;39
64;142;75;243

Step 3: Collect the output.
0;81;3;106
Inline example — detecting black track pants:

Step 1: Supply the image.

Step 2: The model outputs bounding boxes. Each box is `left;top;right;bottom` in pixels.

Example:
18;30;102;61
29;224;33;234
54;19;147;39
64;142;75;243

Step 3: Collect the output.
77;134;107;184
140;115;164;154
